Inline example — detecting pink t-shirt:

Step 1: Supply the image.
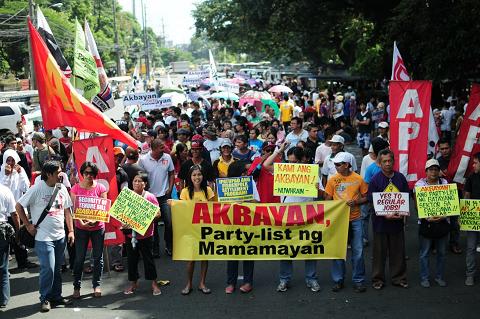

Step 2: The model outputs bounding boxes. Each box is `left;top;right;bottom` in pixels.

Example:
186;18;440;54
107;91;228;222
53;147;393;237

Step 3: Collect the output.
126;191;159;239
71;182;107;231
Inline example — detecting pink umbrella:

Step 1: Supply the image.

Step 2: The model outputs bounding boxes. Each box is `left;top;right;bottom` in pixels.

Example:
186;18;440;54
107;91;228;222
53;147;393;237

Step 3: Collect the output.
268;85;293;93
229;77;246;84
242;90;272;100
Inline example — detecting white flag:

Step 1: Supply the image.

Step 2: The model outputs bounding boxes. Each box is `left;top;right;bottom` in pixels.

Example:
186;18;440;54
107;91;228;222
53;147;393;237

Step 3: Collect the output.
391;41;410;81
209;49;217;79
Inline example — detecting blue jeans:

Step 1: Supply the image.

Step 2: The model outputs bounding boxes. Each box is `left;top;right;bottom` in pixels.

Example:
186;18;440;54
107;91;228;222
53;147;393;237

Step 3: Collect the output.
419;234;447;281
331;219;365;284
0;239;9;306
35;238;66;302
466;231;480;277
227;261;254;286
279;260;317;284
73;228;105;289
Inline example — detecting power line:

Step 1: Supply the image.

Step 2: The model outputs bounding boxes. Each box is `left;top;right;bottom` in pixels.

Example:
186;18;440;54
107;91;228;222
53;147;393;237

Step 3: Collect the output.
0;7;28;26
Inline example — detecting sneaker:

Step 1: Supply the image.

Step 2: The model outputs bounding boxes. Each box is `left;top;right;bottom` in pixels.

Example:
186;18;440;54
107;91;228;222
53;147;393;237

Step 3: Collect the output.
40;301;51;312
50;298;73;307
353;283;366;293
420;280;430;288
434;278;447;287
276;281;288;292
306;280;321;292
465;276;474;286
331;281;344;292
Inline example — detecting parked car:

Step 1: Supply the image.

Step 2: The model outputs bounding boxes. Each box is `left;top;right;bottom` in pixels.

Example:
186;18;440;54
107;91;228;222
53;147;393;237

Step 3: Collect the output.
0;102;29;136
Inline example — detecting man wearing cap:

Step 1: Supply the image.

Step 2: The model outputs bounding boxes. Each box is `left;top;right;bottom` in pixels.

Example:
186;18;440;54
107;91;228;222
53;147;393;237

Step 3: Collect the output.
203;126;224;164
325;152;368;293
138;140;175;256
414;158;449;288
32;132;53;173
377;122;389;141
367;149;409;290
213;139;235;179
332;95;344;125
173;128;191;154
355;102;372;157
321;135;357;187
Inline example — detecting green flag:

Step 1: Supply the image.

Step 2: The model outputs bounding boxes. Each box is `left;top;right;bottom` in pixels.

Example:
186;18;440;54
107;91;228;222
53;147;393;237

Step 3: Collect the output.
72;18;100;100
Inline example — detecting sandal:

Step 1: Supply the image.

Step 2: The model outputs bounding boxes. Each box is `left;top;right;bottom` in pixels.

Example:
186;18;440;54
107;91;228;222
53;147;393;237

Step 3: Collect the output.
152;288;162;296
84;266;93;274
123;286;137;295
394;282;409;289
113;265;124;272
94;288;102;297
198;286;211;294
181;287;192;295
372;282;384;290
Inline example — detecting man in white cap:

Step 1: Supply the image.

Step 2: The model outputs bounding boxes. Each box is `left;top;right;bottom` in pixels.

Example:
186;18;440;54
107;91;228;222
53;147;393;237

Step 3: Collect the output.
321;135;357;187
325;152;368;293
378;122;389;141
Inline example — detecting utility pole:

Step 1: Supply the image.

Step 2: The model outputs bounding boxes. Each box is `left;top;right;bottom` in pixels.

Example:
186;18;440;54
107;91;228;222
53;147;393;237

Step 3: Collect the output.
141;0;150;81
27;0;36;89
112;0;121;76
132;0;136;20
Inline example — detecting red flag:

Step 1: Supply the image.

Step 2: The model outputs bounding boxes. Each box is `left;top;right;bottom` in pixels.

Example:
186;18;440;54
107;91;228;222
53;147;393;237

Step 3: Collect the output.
27;18;136;148
391;41;410;81
389;81;432;188
73;136;124;246
446;84;480;186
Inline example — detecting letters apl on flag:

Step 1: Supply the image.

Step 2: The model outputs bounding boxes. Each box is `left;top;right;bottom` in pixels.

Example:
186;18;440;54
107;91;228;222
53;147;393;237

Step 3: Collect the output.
36;8;72;78
27;18;137;148
389;81;432;188
72;19;100;101
391;41;438;156
84;20;115;112
447;84;480;186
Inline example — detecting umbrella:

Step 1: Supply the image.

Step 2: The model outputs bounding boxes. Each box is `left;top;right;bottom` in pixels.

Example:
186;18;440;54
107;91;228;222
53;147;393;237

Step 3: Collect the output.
161;92;187;105
210;92;239;101
268;85;293;94
242;90;272;100
229;77;246;84
262;99;280;118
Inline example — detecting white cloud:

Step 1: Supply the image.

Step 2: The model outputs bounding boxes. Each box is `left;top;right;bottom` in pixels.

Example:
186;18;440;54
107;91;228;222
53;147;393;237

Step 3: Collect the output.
118;0;197;45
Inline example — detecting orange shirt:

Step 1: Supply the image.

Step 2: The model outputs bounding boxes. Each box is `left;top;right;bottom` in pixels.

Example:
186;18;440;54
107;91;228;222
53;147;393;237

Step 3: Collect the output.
325;172;368;220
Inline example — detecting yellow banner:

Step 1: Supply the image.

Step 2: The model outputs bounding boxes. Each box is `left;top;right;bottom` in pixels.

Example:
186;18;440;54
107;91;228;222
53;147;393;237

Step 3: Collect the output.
459;199;480;231
171;200;349;260
273;163;318;197
415;183;460;218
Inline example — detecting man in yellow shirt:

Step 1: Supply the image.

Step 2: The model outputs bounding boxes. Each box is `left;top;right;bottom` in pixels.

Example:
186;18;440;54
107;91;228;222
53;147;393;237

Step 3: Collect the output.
325;152;368;293
279;95;294;131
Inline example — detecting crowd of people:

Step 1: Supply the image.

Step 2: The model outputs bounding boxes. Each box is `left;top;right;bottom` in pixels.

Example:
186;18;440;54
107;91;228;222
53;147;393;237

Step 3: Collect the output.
0;84;478;313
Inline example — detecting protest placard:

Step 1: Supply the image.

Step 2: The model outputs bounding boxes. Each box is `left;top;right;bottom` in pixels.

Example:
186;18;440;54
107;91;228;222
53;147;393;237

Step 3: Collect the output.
459;199;480;231
73;196;111;222
415;183;460;218
109;188;159;236
171;200;349;260
122;92;158;106
142;97;173;111
273;163;318;197
371;109;385;123
372;192;410;216
216;176;254;202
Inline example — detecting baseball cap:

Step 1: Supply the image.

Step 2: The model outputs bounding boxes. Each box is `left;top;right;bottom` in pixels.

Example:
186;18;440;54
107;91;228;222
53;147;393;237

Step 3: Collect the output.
328;135;345;145
425;159;440;170
191;134;204;142
332;152;352;165
378;122;389;129
113;147;125;156
191;140;203;149
220;139;232;148
177;128;190;135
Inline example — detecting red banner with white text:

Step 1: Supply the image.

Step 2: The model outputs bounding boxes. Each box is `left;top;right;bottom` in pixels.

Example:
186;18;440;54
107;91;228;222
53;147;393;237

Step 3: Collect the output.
389;81;432;188
73;136;124;246
446;84;480;187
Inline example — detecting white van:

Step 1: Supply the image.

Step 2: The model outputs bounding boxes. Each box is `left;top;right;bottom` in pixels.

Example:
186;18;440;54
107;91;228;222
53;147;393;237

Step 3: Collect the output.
0;102;29;135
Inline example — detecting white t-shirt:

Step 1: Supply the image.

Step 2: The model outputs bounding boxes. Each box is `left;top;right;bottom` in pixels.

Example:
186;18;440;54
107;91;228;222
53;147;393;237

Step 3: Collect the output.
321;151;358;180
285;129;308;154
360;154;376;179
17;181;72;241
440;108;454;131
203;138;224;164
333;102;344;119
138;152;174;197
314;143;332;165
293;105;303;118
0;184;16;222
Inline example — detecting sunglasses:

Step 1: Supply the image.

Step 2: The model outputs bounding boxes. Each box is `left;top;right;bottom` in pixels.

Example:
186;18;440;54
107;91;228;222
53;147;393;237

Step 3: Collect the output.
83;171;96;176
334;162;344;167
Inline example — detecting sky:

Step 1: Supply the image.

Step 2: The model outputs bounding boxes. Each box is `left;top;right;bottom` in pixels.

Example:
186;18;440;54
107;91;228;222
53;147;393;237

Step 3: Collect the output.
118;0;197;45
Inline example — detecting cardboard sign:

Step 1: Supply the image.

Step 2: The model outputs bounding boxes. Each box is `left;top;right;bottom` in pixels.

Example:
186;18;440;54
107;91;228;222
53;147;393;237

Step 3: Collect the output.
122;92;158;106
74;196;111;222
415;183;460;218
142;97;173;110
372;192;410;216
216;176;254;202
273;163;318;197
459;199;480;231
109;188;159;236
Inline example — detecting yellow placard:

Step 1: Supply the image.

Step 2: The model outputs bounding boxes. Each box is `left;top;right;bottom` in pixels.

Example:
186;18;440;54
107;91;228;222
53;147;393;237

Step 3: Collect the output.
109;188;159;236
415;183;460;218
459;199;480;231
171;200;349;260
73;196;111;223
273;163;318;197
